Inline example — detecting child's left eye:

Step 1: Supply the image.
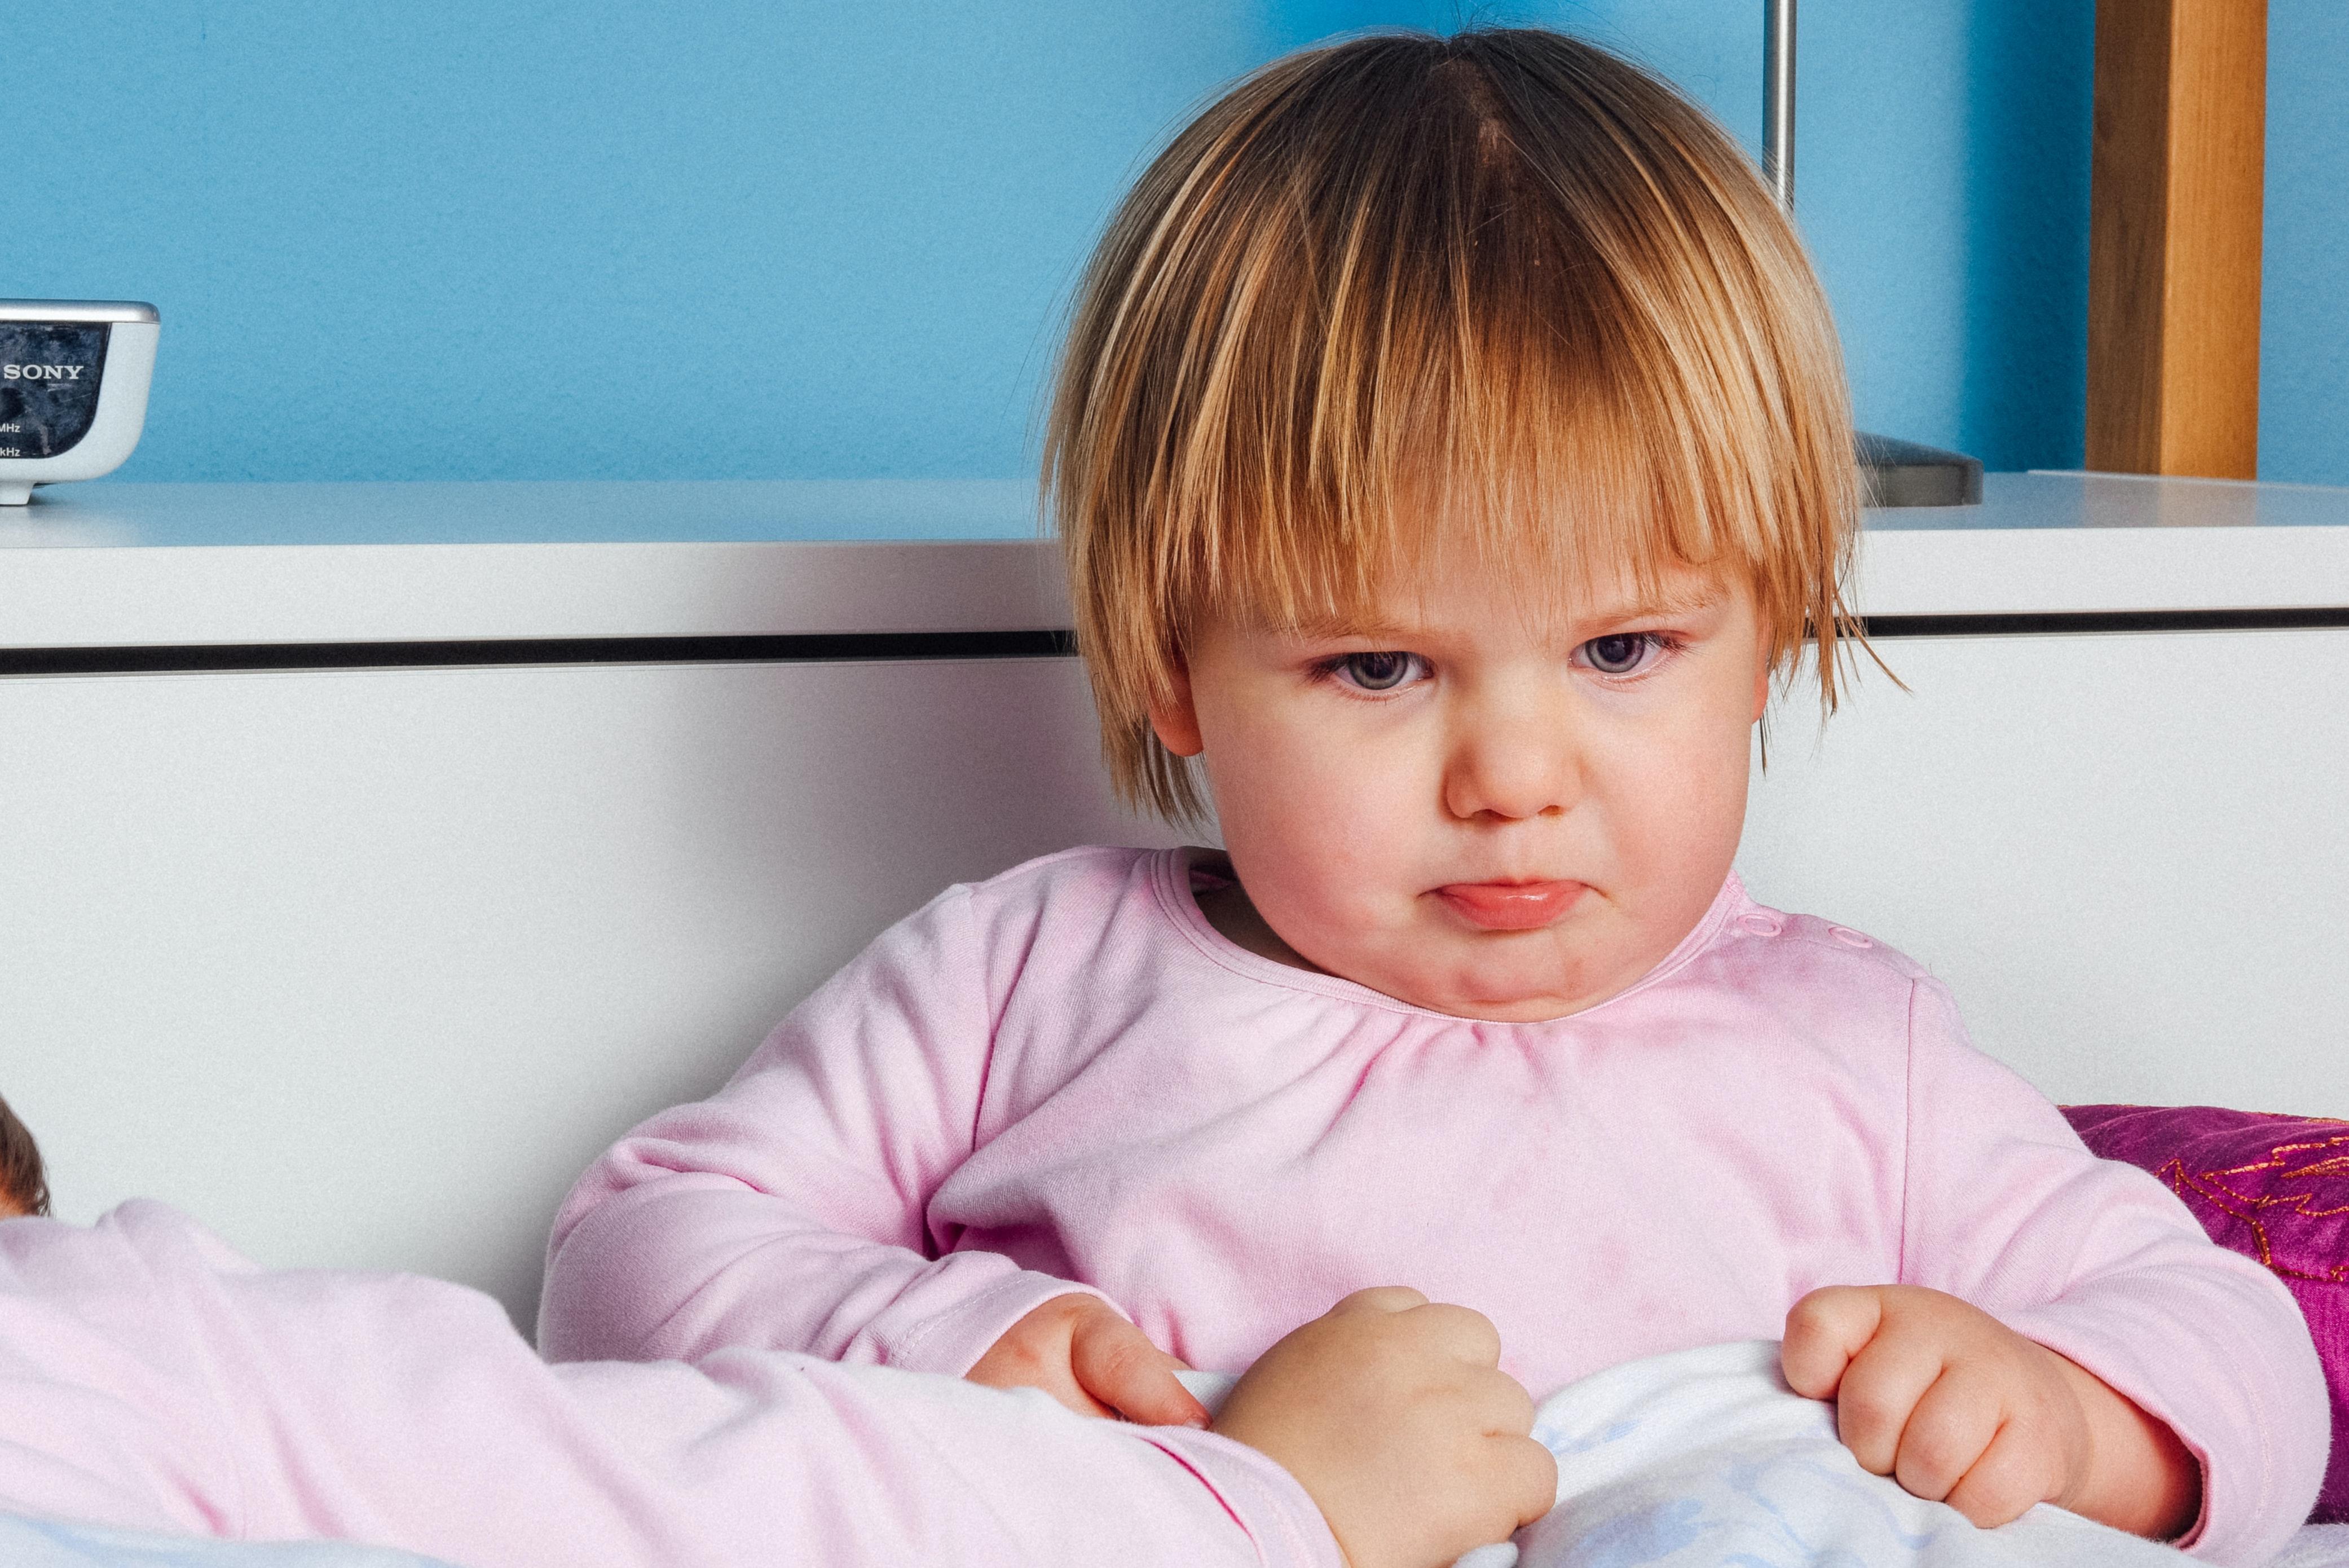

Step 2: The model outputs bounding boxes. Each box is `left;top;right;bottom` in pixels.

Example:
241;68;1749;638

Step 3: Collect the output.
1581;632;1665;676
1325;651;1427;691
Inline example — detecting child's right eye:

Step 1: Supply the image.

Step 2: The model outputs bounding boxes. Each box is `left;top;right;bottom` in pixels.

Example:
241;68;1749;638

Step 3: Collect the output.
1325;651;1426;692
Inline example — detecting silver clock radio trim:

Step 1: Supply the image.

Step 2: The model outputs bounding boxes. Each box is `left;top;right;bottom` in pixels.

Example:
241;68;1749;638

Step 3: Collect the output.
0;299;161;324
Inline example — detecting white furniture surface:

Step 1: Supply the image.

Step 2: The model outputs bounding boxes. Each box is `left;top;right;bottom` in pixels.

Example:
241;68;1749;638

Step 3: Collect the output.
3;473;2344;1332
5;472;2348;646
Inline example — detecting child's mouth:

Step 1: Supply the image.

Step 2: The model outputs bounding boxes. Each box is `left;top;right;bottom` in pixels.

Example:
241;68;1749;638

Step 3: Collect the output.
1433;879;1587;931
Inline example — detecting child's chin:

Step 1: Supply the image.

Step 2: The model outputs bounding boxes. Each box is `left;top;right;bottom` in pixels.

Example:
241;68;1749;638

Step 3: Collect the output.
1387;958;1599;1023
1386;933;1659;1021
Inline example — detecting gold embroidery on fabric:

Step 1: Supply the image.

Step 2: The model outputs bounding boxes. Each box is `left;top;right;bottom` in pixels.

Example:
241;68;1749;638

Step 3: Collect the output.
2153;1122;2349;1284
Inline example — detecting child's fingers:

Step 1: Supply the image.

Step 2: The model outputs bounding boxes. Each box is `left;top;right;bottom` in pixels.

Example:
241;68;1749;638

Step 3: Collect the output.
1890;1365;2003;1504
1397;1301;1505;1368
969;1356;1117;1420
1779;1285;1886;1399
1056;1380;1121;1420
964;1296;1121;1419
1832;1333;1946;1478
1941;1418;2053;1529
1464;1359;1539;1439
1492;1432;1562;1527
1328;1285;1431;1316
1071;1314;1209;1428
1324;1289;1506;1371
1100;1364;1211;1428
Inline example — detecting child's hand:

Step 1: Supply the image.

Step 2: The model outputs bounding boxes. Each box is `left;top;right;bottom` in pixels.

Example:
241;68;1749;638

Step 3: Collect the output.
1781;1284;2198;1538
1211;1288;1557;1568
966;1293;1210;1426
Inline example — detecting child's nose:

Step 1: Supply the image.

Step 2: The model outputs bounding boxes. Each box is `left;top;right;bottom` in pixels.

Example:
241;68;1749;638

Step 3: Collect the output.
1439;699;1581;822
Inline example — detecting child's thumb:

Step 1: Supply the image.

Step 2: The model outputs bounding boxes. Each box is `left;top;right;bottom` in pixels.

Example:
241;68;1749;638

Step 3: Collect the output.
1075;1319;1210;1427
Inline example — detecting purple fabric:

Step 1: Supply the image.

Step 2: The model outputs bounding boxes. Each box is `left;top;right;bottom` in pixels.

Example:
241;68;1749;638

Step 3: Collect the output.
2065;1103;2349;1523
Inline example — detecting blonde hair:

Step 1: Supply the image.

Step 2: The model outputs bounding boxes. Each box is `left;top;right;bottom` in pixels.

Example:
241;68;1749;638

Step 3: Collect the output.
1046;28;1865;823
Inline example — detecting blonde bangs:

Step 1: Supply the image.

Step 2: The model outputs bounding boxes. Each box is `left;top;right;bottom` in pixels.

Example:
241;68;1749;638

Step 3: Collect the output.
1047;30;1865;823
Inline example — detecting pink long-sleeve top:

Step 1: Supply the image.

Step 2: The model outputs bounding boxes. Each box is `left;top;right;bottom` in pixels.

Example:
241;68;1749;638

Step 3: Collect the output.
0;1200;1338;1568
543;845;2329;1565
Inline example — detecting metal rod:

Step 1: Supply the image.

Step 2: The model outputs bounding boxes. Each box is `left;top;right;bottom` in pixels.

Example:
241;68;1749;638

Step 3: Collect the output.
1763;0;1796;209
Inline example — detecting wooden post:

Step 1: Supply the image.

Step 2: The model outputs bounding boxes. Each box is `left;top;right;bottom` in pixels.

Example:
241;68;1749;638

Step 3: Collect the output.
2085;0;2268;479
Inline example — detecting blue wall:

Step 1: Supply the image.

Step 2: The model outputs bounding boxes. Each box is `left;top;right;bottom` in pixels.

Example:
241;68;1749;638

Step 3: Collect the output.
2263;0;2349;488
3;2;2338;491
1476;0;2097;483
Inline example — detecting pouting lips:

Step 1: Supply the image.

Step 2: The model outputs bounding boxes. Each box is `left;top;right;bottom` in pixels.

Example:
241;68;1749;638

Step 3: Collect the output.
1432;880;1587;932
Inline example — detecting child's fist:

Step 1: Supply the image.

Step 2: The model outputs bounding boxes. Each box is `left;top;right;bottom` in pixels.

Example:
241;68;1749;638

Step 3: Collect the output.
966;1292;1209;1427
1212;1288;1557;1568
1781;1284;2195;1538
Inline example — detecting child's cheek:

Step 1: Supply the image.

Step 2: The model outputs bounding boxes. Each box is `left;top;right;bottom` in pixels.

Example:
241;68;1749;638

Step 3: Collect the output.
1603;709;1752;902
1218;729;1424;937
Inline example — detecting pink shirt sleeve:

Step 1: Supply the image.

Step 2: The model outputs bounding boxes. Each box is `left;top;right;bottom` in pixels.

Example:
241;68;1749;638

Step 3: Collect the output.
1896;978;2328;1565
538;884;1101;1374
0;1202;1341;1568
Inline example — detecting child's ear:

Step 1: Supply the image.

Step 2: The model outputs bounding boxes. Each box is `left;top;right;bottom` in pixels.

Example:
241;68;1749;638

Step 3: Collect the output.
1147;662;1206;758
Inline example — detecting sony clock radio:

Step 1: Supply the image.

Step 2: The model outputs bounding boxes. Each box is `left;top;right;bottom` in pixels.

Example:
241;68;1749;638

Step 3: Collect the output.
0;299;160;505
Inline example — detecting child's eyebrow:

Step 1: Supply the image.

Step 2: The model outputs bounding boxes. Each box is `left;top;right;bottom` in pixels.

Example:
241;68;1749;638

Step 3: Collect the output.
1273;614;1416;641
1272;587;1725;642
1588;585;1726;622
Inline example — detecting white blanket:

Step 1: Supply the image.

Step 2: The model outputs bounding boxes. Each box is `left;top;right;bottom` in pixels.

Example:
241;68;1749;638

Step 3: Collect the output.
1186;1340;2199;1568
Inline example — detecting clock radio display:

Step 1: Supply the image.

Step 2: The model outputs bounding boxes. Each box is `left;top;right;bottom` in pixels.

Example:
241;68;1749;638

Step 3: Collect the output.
0;324;109;460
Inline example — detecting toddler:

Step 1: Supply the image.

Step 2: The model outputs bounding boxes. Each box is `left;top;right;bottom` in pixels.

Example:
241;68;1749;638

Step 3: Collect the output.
540;28;2326;1566
0;1093;1549;1568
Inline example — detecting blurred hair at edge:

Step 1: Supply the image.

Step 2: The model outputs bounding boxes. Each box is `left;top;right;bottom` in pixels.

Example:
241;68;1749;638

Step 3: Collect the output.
1;1093;50;1218
1043;26;1870;823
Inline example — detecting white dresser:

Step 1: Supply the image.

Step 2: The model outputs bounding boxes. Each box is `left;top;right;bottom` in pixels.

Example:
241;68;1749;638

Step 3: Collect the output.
4;473;2344;1330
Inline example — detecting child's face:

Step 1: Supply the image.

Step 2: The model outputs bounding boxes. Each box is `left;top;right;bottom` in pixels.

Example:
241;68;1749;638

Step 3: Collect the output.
1151;545;1770;1023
